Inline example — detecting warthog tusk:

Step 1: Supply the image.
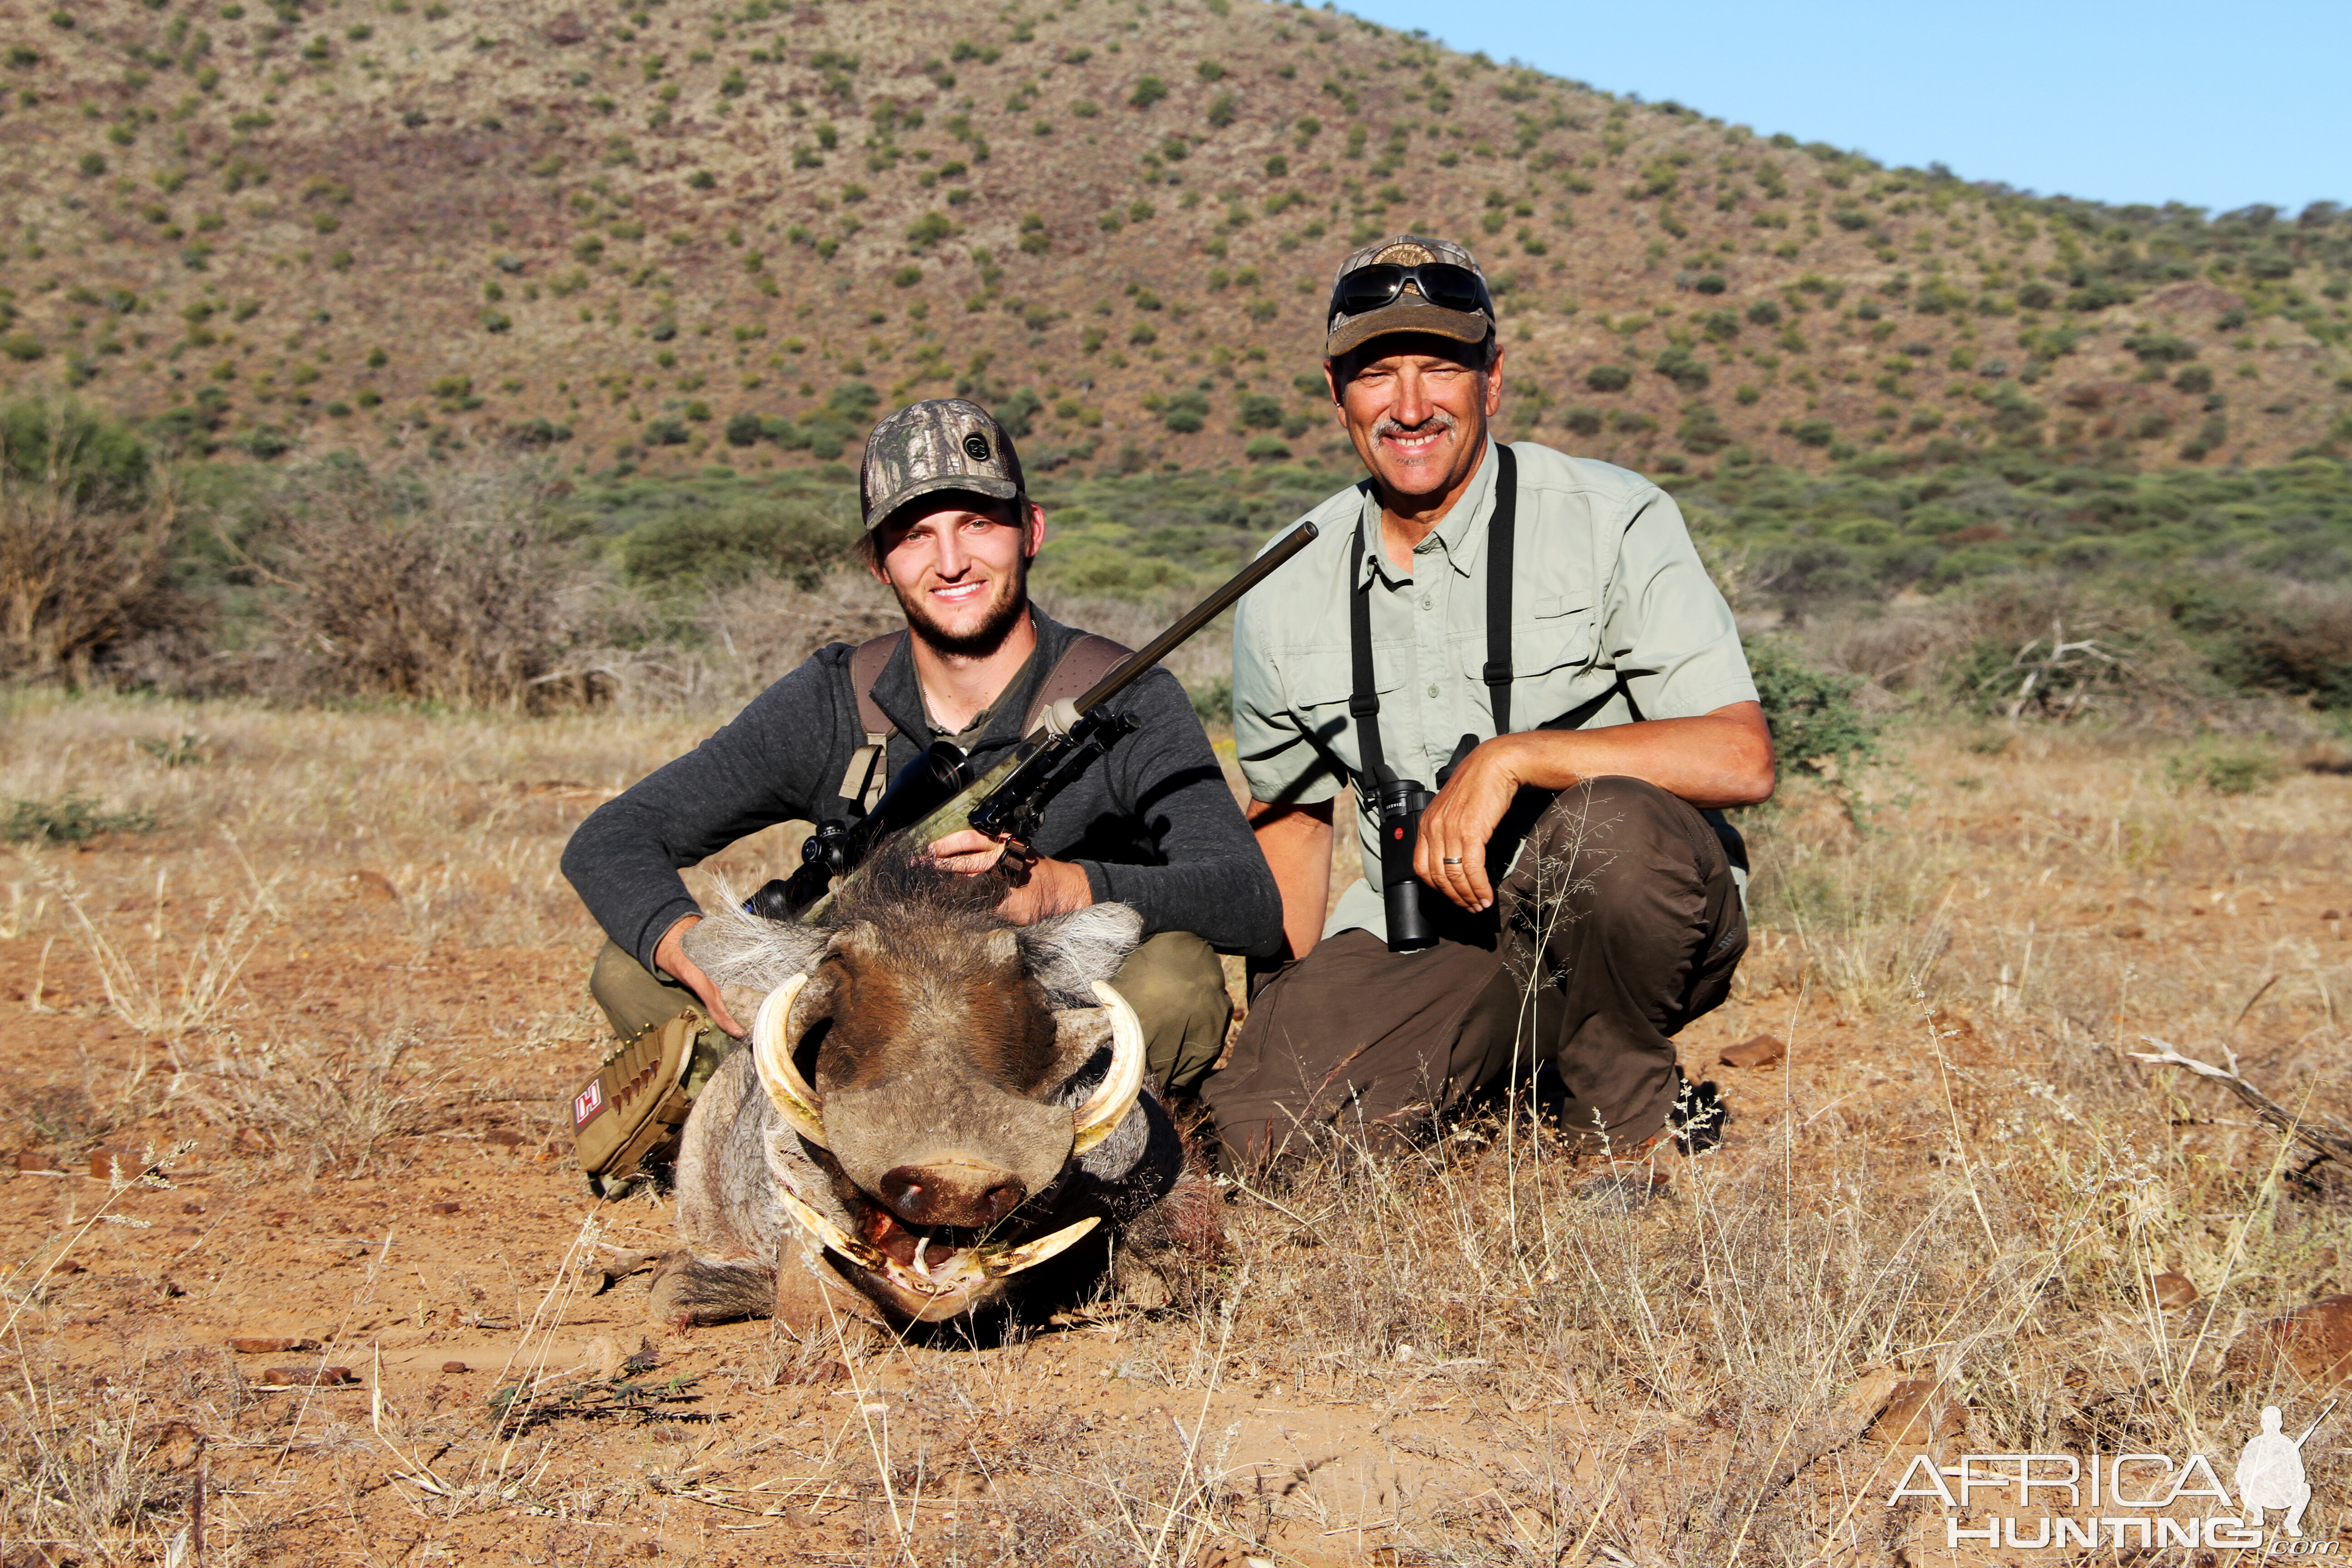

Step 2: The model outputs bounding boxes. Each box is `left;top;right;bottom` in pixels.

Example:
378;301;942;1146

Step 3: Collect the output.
774;1189;1101;1314
1070;980;1147;1156
972;1215;1101;1279
752;974;827;1148
912;1234;931;1280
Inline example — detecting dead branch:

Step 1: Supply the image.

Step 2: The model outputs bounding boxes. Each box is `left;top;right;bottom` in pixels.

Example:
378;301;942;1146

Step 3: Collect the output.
2131;1037;2352;1166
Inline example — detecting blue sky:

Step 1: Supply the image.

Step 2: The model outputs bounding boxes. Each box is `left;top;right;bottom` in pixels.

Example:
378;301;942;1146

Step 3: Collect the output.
1337;0;2348;217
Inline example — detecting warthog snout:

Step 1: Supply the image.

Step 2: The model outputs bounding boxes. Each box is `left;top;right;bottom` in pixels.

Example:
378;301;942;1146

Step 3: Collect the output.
878;1159;1028;1229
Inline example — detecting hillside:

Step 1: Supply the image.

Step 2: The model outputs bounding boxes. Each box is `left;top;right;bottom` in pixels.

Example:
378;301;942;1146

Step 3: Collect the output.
1;0;2348;480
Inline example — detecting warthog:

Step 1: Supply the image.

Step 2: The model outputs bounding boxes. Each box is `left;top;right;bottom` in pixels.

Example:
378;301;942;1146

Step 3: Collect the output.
649;852;1220;1332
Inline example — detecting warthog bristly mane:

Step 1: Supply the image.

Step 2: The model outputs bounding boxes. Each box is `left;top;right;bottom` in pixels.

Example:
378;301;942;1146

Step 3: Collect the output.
686;833;1144;1006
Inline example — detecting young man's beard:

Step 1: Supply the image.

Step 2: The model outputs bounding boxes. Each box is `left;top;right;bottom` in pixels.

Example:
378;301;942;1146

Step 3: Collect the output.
892;550;1032;659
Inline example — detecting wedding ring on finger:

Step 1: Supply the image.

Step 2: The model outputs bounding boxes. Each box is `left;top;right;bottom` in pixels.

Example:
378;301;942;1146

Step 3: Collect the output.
1441;856;1463;865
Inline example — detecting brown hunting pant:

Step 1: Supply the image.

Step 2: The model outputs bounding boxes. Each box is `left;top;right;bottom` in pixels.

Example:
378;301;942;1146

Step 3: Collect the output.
1201;776;1747;1170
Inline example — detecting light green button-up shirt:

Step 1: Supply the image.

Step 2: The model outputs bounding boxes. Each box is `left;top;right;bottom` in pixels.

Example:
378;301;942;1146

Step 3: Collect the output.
1232;438;1758;943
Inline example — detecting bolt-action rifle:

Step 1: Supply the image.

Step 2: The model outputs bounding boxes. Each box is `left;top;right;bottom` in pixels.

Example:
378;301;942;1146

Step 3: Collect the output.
744;520;1318;923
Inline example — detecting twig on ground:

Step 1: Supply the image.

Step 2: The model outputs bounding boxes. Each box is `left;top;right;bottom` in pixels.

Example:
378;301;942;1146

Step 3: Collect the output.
2131;1036;2352;1166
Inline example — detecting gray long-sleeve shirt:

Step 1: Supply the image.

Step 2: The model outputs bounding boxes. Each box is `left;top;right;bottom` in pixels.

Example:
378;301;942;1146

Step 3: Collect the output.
563;607;1283;972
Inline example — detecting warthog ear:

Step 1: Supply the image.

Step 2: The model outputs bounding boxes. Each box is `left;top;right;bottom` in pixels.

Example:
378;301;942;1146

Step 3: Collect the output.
1017;902;1143;1006
681;882;833;990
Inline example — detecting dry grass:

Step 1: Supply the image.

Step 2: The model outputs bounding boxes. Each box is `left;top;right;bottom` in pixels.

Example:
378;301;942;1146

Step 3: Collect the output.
0;695;2348;1563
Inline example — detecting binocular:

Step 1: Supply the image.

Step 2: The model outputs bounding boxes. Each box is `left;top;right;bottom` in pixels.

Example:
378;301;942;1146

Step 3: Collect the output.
1374;775;1440;951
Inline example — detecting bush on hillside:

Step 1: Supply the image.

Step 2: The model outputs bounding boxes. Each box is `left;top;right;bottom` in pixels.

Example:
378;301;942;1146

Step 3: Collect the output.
0;402;202;685
619;499;856;593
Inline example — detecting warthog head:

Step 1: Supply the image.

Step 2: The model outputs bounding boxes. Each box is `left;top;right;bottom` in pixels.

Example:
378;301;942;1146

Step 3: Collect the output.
684;850;1151;1321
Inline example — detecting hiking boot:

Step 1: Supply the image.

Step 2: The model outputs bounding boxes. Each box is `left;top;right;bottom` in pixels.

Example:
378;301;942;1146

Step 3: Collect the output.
573;1010;715;1196
1666;1075;1730;1156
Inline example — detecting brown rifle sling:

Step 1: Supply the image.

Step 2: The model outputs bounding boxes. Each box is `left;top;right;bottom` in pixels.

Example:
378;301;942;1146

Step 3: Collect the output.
836;628;1132;813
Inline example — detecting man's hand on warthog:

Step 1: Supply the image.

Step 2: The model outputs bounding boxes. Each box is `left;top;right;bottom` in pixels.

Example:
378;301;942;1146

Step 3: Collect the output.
653;915;746;1037
925;829;1095;926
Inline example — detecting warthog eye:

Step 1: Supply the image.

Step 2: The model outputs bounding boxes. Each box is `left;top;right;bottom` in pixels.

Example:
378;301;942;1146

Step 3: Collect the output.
1055;1041;1113;1106
794;1015;830;1082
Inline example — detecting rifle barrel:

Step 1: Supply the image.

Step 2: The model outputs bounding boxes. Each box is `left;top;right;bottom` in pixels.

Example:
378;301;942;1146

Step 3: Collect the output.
1070;520;1318;714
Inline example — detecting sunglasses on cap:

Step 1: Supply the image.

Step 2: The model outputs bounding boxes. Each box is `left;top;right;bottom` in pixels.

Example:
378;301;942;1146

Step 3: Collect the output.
1328;262;1494;322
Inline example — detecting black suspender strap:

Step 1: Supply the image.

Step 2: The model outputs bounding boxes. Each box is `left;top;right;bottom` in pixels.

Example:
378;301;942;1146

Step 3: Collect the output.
1346;524;1389;787
1348;447;1521;789
1482;445;1518;738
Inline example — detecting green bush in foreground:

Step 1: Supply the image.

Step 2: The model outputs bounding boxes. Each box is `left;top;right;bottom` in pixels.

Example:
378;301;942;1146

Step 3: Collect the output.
3;793;157;844
1744;638;1880;777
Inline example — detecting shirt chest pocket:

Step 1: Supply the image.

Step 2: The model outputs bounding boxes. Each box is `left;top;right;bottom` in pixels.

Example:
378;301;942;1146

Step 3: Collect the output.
1289;643;1404;776
1457;592;1598;683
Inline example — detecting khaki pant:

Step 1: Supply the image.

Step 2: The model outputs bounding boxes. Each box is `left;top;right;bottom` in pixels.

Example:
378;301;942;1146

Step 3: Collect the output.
1201;776;1747;1170
588;928;1234;1097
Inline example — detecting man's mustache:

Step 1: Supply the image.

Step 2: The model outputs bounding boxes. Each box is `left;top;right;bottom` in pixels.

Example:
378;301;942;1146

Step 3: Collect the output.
1371;409;1459;442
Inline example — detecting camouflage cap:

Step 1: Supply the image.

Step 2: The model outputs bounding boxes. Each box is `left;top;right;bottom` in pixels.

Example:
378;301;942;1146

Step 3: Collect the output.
1324;234;1495;360
858;398;1026;531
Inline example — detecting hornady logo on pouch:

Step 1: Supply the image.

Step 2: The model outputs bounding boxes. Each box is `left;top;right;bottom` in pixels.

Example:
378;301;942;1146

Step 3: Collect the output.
573;1081;605;1127
1889;1400;2336;1552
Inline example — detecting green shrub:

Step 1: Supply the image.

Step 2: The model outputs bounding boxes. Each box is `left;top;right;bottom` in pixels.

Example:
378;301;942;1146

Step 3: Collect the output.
1244;435;1291;462
2;399;150;503
990;388;1043;441
1160;391;1208;433
827;381;879;420
2173;364;2214;394
1654;347;1710;392
2166;746;2286;796
1563;406;1602;436
1744;639;1878;778
2;794;157;844
619;500;854;591
1235;392;1283;430
2123;333;2195;365
1679;406;1733;454
1744;299;1782;326
1693;273;1726;294
725;411;762;447
1790;419;1834;448
1130;76;1167;108
1584;364;1631;392
1188;675;1232;726
1206;93;1236;128
505;418;572;447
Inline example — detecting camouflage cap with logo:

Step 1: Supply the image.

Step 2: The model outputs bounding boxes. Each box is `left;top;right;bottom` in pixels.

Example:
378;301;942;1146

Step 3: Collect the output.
1324;234;1495;360
858;397;1027;531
